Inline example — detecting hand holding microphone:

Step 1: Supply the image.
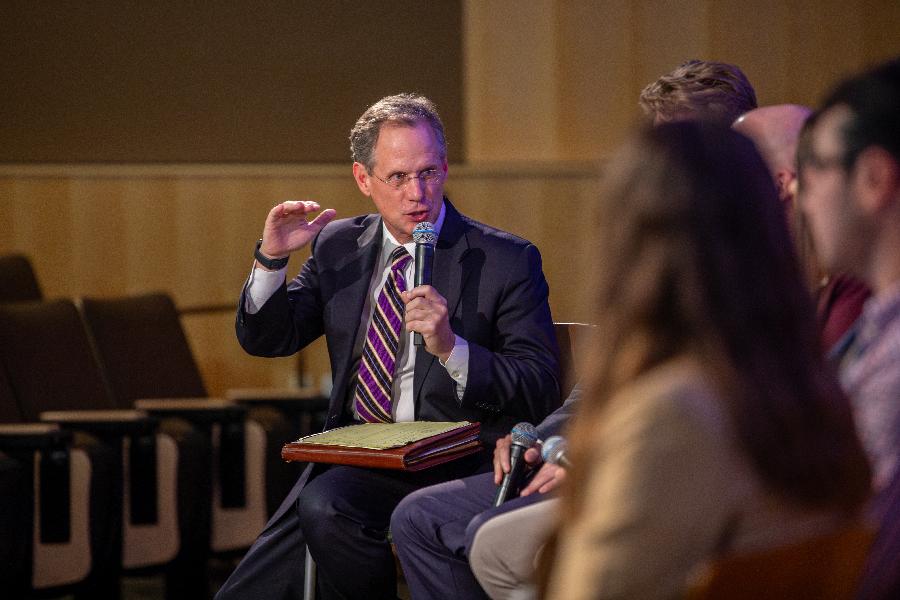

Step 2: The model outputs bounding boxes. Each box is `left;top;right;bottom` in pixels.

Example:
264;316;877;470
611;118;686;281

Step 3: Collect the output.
493;422;538;506
540;435;572;469
518;435;571;497
404;221;455;360
412;221;436;346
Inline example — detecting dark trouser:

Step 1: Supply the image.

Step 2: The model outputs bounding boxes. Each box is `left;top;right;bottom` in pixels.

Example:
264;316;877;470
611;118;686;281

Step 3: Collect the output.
213;491;309;600
390;470;551;600
216;454;489;600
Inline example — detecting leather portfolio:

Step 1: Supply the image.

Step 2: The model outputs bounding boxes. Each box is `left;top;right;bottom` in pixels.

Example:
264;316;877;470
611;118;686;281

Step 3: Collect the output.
281;421;482;471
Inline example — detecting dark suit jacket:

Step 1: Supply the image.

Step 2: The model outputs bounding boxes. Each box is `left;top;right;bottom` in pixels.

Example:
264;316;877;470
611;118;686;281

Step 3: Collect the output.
237;199;561;445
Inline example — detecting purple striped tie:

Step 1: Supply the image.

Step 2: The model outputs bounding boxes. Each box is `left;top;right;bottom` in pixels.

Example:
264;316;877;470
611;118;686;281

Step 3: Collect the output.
354;246;412;423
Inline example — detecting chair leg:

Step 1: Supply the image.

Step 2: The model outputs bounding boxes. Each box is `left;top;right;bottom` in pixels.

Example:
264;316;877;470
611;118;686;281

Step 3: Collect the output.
304;547;317;600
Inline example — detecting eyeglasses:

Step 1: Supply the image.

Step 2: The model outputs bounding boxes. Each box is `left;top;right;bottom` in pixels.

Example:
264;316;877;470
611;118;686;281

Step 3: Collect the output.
372;168;444;189
803;151;845;172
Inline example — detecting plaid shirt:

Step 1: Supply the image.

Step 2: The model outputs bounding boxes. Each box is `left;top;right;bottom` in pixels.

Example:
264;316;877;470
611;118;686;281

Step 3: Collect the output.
838;279;900;492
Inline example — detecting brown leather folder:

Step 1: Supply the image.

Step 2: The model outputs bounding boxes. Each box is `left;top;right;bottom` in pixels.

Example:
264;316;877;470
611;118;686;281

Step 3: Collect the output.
281;421;481;471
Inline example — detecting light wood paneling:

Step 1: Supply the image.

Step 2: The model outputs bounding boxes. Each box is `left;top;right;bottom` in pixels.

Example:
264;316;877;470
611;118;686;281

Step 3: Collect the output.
464;0;900;162
0;164;602;396
555;1;636;157
464;1;562;161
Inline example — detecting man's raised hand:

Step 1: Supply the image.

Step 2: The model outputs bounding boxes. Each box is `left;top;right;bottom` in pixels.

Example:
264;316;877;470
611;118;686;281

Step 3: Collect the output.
259;201;337;261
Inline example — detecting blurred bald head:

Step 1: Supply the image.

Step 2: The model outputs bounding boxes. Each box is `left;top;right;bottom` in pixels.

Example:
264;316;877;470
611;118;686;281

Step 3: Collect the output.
733;104;812;201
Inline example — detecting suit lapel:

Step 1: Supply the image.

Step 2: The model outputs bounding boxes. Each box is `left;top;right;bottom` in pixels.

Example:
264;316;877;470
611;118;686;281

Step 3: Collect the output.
414;200;474;401
329;216;382;407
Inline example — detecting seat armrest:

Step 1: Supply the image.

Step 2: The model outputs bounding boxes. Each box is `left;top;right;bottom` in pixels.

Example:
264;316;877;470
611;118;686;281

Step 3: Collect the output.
134;398;249;510
0;423;73;450
134;397;246;423
40;409;157;436
227;386;323;401
227;387;330;412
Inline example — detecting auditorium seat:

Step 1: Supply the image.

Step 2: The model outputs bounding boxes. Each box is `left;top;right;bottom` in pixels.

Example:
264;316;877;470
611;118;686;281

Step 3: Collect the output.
0;254;42;303
684;521;874;599
0;299;204;599
0;446;28;592
78;292;301;551
0;344;119;598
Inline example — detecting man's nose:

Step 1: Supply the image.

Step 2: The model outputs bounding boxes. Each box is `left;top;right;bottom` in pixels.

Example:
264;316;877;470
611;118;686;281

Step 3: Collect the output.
405;176;426;200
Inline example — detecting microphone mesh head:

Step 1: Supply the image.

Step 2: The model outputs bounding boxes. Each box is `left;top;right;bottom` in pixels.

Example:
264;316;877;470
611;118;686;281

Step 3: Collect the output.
510;422;538;447
541;435;568;465
412;221;437;245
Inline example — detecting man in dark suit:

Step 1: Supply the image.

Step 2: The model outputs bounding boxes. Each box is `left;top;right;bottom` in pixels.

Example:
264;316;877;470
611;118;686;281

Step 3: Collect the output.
216;93;561;599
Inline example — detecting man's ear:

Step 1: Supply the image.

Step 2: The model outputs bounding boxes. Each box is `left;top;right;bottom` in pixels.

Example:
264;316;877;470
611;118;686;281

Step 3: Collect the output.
775;169;796;204
853;147;900;214
353;162;372;197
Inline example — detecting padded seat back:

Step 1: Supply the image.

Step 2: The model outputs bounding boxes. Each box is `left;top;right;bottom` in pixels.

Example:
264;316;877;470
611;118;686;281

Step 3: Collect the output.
0;300;117;419
79;293;207;406
0;254;43;303
0;299;183;574
80;293;269;553
0;363;25;424
0;338;117;594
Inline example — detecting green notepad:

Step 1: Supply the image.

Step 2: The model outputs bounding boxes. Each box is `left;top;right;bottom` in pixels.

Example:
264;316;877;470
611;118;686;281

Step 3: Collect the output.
295;421;473;450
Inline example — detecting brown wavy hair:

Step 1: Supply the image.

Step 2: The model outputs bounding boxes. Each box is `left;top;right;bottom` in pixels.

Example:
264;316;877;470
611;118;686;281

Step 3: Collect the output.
539;121;871;593
639;59;757;126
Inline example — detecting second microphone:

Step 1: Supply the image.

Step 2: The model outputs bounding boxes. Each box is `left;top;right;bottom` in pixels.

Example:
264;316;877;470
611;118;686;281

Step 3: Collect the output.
493;422;538;507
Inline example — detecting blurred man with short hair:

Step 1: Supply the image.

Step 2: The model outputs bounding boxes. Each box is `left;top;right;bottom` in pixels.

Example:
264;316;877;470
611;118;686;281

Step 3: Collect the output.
639;59;757;126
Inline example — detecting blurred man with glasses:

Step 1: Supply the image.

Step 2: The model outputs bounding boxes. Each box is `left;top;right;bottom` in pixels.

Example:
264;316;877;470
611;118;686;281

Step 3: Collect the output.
216;93;561;600
800;58;900;599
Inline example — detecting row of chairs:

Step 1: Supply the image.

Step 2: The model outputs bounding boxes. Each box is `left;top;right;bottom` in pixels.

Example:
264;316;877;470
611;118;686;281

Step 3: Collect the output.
0;254;328;598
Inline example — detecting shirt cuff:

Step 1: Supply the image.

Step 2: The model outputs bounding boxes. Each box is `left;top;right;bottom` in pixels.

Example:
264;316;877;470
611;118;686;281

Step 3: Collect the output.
440;335;469;396
244;263;287;314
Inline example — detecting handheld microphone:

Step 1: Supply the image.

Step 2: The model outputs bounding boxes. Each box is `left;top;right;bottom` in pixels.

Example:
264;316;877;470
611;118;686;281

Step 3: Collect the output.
412;221;436;346
540;435;572;469
493;422;538;507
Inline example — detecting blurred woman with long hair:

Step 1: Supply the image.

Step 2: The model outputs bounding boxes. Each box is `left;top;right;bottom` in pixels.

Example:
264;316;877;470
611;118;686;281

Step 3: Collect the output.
538;121;871;599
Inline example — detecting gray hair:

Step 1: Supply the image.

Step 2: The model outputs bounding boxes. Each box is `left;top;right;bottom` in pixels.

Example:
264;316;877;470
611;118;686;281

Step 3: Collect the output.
349;93;447;171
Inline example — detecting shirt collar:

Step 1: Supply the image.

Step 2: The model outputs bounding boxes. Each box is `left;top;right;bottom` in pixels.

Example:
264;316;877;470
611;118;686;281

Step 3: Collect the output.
855;278;900;349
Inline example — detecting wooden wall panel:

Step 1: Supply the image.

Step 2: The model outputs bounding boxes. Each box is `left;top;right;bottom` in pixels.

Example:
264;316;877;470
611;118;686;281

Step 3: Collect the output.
0;165;601;396
6;179;76;296
631;0;712;89
464;0;900;162
121;184;180;296
555;1;636;157
464;1;562;161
